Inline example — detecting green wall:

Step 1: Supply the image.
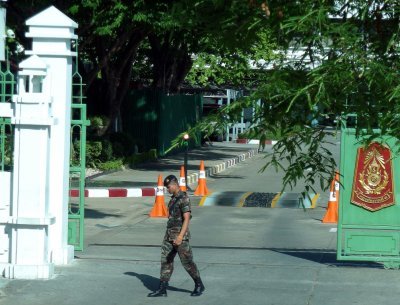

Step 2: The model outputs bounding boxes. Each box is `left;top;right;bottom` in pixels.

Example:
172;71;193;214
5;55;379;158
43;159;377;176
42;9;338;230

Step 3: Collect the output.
122;90;202;156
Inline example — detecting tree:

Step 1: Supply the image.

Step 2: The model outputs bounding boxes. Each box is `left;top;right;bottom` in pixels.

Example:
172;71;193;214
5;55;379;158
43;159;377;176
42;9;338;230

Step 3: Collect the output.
7;0;152;133
68;1;171;133
6;0;271;134
71;0;274;132
7;0;398;194
178;0;400;193
186;29;280;90
138;0;273;93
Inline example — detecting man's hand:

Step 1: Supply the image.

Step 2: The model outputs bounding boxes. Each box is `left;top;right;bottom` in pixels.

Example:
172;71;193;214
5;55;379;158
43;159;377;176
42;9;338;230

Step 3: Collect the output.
173;212;190;246
173;235;183;246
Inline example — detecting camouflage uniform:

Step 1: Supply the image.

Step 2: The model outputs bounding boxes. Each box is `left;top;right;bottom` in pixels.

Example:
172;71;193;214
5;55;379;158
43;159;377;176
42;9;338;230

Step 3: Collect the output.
160;191;200;282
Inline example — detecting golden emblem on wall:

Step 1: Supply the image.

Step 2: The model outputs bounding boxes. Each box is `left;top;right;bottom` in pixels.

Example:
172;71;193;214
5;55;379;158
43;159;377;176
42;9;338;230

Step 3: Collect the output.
351;142;395;212
358;147;389;195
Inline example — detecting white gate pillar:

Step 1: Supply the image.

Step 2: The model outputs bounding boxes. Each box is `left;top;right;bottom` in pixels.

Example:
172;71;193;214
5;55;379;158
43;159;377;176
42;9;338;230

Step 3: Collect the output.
4;54;55;279
24;6;78;265
1;6;78;278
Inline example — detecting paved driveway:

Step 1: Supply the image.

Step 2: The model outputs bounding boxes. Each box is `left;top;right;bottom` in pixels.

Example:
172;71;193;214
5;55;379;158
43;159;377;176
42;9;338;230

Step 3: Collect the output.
2;139;400;305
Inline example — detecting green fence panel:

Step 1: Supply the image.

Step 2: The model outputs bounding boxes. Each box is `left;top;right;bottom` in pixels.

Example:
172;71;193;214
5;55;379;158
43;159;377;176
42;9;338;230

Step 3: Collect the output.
122;90;202;156
158;94;202;156
122;90;160;152
337;127;400;268
68;65;90;251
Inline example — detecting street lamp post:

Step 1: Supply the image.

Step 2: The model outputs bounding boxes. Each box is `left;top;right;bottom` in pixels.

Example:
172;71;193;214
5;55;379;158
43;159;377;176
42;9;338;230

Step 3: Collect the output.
183;133;191;191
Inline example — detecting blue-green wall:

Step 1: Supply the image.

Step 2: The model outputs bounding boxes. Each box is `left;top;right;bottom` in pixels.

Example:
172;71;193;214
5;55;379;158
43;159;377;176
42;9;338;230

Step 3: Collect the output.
122;90;202;156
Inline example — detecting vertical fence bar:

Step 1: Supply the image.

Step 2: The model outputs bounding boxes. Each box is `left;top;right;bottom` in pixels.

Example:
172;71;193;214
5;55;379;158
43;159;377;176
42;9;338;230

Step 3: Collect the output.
68;48;90;251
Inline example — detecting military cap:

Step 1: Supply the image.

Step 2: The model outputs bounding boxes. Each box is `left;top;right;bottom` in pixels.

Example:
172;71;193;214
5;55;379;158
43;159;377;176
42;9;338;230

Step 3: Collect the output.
164;175;178;187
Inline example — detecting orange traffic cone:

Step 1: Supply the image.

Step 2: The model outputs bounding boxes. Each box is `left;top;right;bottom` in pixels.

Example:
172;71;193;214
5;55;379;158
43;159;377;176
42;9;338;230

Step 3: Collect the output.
149;174;168;217
322;172;340;223
194;160;209;196
179;166;187;192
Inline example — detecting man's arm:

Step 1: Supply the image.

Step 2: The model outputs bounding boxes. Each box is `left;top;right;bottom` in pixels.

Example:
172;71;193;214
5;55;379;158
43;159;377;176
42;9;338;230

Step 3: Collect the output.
173;212;191;246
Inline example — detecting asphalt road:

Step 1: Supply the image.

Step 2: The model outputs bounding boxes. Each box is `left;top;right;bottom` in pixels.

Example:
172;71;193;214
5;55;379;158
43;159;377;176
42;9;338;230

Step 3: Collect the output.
2;136;400;305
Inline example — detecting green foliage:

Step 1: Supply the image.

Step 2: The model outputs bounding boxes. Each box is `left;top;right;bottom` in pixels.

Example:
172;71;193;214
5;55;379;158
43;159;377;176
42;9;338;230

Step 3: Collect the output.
97;159;123;171
99;139;113;162
9;0;400;193
186;30;280;88
237;133;247;139
7;0;273;134
0;133;13;169
77;139;113;169
245;124;304;142
84;140;102;168
81;138;156;169
124;149;158;167
89;116;108;129
109;132;137;157
261;127;337;193
178;0;400;193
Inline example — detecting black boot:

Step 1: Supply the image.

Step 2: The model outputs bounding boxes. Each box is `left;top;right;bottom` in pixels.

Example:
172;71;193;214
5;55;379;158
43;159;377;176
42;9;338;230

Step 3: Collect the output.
148;281;168;297
191;278;205;296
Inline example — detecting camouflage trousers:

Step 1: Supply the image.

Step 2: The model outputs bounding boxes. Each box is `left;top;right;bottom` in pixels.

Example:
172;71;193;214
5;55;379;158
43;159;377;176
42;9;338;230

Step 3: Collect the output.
160;239;200;282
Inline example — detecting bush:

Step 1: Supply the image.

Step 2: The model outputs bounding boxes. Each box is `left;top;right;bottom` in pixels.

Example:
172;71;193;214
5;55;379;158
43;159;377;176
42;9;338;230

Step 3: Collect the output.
97;159;124;171
125;149;158;167
81;140;116;168
100;139;113;161
109;132;136;157
76;123;157;170
80;139;157;170
85;140;102;168
87;115;109;137
90;116;104;128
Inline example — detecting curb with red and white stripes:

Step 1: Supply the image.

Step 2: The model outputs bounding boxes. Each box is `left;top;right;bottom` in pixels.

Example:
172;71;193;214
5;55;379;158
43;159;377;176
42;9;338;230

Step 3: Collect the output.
236;139;278;145
69;187;157;198
70;148;259;198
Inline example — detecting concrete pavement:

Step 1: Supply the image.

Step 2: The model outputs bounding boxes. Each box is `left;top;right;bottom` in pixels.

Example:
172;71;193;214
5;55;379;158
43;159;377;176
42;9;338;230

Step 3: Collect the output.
2;203;398;305
0;142;261;286
2;139;400;305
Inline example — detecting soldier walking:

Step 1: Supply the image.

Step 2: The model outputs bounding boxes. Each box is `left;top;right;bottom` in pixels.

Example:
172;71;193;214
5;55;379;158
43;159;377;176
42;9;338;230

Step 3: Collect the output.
148;175;205;297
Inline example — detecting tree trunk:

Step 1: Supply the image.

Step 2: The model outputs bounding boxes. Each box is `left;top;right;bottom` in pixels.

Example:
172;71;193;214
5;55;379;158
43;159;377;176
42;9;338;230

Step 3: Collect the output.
148;33;193;94
89;30;147;136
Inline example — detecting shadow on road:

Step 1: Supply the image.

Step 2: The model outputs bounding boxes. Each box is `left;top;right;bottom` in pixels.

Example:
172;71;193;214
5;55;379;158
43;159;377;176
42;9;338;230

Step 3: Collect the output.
84;208;124;219
124;272;192;294
272;248;383;268
92;243;384;270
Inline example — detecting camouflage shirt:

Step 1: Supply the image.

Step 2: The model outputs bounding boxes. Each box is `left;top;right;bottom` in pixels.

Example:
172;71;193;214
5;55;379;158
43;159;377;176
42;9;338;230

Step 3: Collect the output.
165;191;191;241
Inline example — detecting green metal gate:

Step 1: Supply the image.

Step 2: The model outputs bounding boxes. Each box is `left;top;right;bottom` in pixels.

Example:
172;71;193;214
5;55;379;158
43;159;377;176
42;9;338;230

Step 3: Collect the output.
337;126;400;268
68;62;90;251
0;45;88;251
0;59;15;172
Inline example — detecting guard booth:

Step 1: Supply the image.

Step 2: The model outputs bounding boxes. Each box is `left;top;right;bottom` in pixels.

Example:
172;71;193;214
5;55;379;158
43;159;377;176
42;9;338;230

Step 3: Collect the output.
337;118;400;268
